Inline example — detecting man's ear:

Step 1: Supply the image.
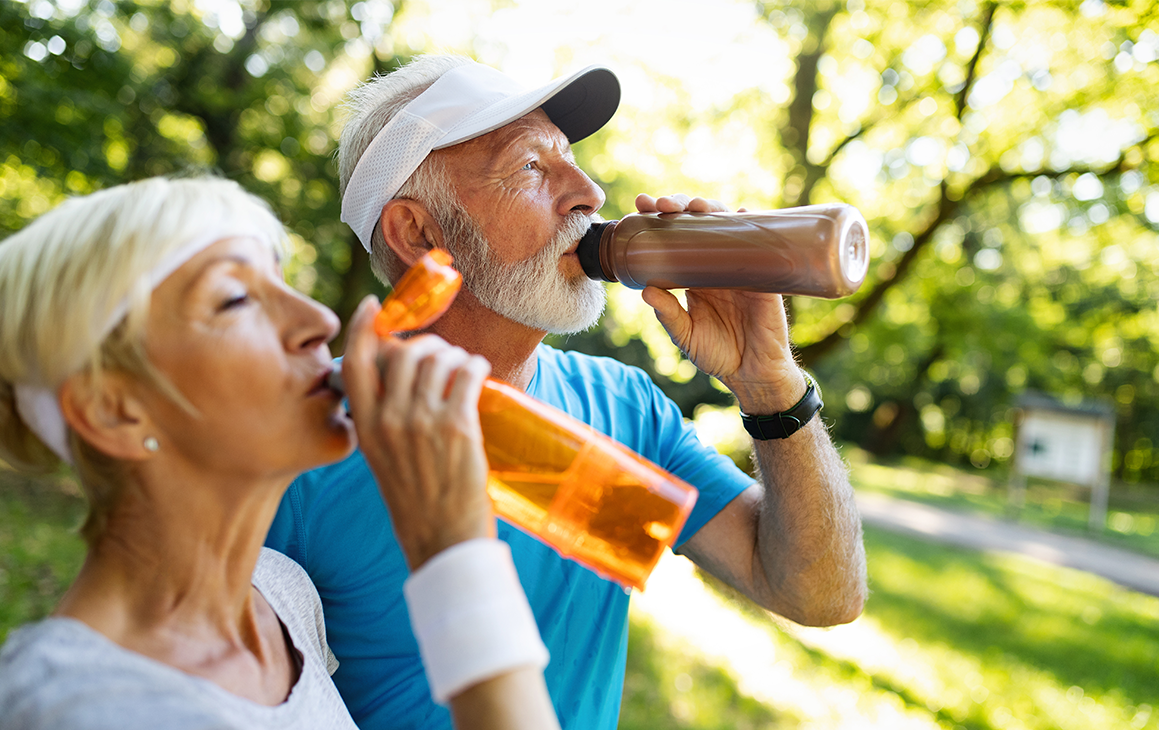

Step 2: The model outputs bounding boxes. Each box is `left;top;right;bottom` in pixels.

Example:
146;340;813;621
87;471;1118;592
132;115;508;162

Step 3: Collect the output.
59;372;155;462
378;199;445;269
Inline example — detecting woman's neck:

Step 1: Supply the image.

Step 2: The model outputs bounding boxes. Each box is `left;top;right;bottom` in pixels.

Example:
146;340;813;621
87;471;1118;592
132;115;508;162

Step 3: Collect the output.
56;464;291;682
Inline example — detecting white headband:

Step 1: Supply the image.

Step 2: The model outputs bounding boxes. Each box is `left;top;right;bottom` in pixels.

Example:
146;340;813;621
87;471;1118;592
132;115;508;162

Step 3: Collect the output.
12;226;272;465
340;62;620;251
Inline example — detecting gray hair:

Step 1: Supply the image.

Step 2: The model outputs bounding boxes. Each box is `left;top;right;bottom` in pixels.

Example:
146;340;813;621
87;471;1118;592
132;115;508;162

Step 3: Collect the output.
338;54;474;284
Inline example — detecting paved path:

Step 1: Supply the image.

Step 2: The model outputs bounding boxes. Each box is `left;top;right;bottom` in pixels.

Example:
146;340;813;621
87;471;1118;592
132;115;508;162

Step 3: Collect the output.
856;491;1159;597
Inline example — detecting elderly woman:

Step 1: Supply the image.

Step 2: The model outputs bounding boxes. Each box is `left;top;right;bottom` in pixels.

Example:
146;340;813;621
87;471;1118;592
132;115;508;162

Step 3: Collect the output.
0;176;558;729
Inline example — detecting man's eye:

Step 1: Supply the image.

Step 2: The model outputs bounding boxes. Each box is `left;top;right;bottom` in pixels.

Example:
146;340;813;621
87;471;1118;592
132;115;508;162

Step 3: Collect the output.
521;162;535;171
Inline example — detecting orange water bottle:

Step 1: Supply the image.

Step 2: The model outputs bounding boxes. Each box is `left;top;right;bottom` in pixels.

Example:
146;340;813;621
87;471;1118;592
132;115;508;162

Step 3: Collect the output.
367;250;699;590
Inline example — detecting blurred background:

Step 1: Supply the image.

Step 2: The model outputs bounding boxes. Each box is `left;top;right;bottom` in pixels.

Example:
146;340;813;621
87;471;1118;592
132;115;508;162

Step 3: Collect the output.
1;0;1157;728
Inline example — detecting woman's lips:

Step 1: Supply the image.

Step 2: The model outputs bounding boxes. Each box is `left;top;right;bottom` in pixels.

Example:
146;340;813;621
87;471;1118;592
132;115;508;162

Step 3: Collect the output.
308;368;339;397
326;368;346;396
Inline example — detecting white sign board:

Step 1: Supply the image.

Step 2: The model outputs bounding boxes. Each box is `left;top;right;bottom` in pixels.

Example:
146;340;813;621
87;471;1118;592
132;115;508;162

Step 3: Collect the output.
1016;410;1106;486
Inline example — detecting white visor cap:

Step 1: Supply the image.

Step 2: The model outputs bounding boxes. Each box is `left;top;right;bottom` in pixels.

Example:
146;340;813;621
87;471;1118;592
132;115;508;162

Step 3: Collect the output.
341;62;620;252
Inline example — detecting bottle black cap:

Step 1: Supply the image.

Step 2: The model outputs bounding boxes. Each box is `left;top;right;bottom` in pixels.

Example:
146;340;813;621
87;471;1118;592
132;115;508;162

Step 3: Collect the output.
576;221;616;282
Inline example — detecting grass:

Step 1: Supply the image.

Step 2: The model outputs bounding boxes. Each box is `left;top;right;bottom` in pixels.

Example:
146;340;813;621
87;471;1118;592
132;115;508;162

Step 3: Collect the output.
845;447;1159;559
4;467;1158;730
622;526;1159;730
853;527;1159;729
619;618;791;730
0;469;85;640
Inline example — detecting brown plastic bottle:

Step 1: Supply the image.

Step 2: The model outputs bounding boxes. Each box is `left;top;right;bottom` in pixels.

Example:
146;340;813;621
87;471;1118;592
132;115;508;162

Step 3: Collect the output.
340;250;700;590
576;203;870;298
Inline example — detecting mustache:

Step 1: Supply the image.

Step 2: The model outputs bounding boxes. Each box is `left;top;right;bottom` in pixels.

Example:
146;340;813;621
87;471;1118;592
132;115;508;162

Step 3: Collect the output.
546;212;597;257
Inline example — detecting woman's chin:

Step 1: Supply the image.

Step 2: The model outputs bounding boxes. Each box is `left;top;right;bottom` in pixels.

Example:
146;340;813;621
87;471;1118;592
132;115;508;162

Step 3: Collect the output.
271;403;357;475
320;415;358;465
293;411;358;473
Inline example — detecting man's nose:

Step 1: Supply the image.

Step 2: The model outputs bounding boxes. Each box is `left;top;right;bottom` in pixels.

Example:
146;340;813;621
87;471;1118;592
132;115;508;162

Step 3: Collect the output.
557;163;606;217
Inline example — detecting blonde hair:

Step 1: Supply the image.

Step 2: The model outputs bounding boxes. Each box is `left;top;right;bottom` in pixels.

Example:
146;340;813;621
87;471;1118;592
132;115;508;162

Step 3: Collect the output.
338;54;471;284
0;176;285;544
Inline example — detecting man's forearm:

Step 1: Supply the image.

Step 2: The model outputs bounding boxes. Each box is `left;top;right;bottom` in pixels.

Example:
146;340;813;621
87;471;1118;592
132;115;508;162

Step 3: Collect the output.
748;418;867;626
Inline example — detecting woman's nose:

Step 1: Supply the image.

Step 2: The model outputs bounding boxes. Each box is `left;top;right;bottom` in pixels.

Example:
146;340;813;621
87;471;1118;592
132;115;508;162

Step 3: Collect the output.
283;287;341;352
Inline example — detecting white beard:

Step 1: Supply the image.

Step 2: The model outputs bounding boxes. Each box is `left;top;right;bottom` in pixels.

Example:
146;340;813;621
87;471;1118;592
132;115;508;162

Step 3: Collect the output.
439;208;606;334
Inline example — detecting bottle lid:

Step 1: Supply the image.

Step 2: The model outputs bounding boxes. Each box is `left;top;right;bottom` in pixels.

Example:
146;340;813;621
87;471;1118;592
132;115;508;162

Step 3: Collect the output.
838;209;870;288
374;249;463;337
576;221;616;282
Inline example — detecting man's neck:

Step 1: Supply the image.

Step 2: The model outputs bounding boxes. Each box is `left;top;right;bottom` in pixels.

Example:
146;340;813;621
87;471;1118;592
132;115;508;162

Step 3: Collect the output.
426;292;544;391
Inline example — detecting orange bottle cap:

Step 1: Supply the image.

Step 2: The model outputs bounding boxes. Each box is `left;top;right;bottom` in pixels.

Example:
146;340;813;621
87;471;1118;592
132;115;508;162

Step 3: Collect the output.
374;250;463;336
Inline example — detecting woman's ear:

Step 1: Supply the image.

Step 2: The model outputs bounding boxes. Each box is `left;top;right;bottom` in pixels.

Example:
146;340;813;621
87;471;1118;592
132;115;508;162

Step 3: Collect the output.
59;372;155;461
378;199;444;269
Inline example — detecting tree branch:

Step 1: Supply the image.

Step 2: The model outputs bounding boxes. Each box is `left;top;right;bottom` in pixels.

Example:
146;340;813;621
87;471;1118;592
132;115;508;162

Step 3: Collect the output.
797;4;1001;365
782;6;839;207
817;121;872;169
797;123;1157;367
955;2;997;120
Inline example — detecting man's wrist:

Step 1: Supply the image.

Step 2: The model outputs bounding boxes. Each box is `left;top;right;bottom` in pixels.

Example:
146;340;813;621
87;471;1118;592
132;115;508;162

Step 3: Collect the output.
739;372;823;441
728;368;809;415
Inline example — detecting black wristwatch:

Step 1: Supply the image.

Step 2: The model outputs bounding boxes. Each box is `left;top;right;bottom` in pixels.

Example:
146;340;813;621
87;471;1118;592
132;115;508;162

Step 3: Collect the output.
740;373;823;440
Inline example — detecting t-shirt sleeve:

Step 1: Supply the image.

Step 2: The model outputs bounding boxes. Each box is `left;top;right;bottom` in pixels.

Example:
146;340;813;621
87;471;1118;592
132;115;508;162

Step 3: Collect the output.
620;367;755;546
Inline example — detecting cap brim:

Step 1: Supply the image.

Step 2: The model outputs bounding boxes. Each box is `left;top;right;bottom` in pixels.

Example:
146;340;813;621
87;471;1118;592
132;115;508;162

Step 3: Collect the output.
434;65;621;150
541;67;620;144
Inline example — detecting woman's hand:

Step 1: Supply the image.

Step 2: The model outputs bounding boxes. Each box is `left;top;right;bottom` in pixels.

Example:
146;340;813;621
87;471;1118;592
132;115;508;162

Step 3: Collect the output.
342;296;494;570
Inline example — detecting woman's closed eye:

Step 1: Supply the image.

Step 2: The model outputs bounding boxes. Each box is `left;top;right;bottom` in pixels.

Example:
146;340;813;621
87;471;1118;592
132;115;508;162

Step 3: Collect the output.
219;292;250;311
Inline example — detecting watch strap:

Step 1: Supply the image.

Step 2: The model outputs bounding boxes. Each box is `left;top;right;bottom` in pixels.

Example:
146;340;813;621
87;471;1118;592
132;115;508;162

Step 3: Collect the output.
740;374;823;440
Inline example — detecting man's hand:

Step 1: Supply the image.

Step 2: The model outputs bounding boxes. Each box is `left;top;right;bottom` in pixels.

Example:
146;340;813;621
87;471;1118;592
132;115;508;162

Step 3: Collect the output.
634;193;805;412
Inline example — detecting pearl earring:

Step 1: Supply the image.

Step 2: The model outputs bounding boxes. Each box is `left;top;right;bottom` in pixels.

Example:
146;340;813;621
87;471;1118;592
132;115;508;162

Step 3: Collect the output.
143;436;160;452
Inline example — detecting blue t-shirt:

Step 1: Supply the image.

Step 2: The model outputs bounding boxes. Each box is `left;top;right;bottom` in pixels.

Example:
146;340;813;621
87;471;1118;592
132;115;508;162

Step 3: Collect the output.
265;345;754;730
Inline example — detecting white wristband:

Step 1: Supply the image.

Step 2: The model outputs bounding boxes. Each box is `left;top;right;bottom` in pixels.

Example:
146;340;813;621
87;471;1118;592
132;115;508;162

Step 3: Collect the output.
403;539;549;704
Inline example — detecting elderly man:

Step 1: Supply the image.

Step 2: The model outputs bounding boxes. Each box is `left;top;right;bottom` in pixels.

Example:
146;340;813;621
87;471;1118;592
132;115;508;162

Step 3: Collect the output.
266;55;866;730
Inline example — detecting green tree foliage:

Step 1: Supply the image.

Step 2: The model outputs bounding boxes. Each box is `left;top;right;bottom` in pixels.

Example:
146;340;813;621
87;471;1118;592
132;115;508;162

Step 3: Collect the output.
563;0;1159;485
0;0;400;324
3;0;1158;484
764;0;1159;482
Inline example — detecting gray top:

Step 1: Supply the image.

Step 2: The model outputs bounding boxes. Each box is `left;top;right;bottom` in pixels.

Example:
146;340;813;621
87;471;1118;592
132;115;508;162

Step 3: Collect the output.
0;549;357;730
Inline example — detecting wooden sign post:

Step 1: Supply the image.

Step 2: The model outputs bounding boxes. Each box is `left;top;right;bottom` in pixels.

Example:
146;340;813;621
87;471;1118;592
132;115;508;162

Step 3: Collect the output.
1010;392;1116;532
